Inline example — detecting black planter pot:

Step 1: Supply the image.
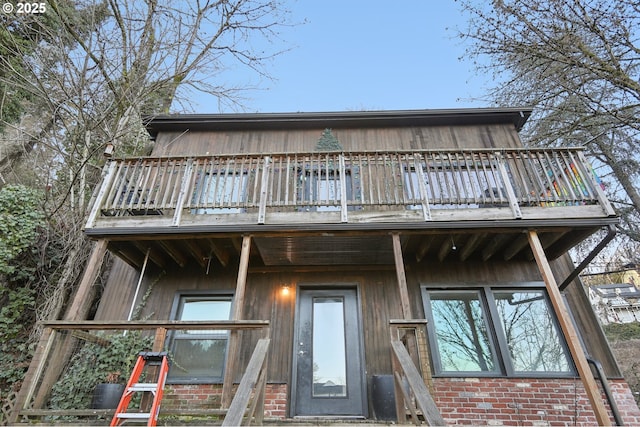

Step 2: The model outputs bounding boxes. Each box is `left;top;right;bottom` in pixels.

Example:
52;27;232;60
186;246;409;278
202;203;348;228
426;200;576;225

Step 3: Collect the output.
91;383;125;409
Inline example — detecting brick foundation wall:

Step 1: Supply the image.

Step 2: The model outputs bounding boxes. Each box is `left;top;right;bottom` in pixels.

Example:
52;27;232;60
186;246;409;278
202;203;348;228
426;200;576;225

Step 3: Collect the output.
160;380;639;425
162;383;288;419
433;377;640;426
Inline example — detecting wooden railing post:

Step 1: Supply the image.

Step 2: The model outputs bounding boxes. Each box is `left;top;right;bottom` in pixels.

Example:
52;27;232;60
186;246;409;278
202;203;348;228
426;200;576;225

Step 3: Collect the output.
172;158;194;227
257;156;270;224
85;160;118;229
495;151;522;219
575;151;616;216
339;154;348;223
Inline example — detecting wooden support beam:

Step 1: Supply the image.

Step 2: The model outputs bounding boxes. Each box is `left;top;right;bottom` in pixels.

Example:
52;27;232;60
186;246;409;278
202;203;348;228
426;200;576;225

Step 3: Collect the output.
502;233;529;261
437;236;454;262
222;235;252;408
392;233;412;319
209;240;230;268
415;236;432;263
157;240;188;267
527;230;611;426
482;234;509;262
459;233;485;262
183;239;207;268
66;239;109;320
132;241;166;268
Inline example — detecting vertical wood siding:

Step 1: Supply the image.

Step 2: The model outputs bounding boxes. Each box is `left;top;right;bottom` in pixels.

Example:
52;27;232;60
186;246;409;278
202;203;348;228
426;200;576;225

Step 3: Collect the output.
151;125;522;156
95;253;618;382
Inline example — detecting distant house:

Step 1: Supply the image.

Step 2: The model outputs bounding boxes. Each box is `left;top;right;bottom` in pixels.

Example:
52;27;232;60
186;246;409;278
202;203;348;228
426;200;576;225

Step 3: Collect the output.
589;283;640;324
9;108;640;425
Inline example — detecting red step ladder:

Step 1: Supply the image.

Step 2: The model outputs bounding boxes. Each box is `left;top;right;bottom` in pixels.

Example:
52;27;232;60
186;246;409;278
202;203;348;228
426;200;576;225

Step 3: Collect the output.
110;352;169;426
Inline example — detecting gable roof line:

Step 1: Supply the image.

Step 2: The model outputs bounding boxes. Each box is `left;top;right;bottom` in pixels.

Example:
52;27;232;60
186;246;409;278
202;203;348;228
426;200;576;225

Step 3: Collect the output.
145;107;532;137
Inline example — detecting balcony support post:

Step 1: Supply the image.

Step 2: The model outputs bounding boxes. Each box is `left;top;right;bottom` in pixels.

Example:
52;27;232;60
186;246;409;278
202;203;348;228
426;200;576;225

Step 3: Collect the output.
258;156;270;224
222;235;252;408
495;152;522;219
172;158;194;227
391;232;412;319
527;230;611;426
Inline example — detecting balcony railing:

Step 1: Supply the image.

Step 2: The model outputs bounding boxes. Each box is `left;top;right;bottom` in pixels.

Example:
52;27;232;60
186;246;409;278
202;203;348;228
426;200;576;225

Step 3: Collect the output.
85;148;615;229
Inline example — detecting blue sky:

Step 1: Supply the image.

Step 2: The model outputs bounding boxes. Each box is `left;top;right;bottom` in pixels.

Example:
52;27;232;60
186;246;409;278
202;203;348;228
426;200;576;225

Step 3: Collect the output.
197;1;494;113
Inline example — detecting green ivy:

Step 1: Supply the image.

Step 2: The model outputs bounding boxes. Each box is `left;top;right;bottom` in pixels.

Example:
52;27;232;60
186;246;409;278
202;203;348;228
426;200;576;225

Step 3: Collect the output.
49;331;154;411
0;184;44;276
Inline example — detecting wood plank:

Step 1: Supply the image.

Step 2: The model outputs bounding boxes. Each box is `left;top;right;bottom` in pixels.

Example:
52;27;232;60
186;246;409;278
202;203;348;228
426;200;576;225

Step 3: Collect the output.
223;235;252;408
392;233;412;319
459;233;485;262
527;230;611;426
8;328;55;424
43;320;270;330
391;340;446;426
222;338;270;427
157;240;188;267
65;239;109;320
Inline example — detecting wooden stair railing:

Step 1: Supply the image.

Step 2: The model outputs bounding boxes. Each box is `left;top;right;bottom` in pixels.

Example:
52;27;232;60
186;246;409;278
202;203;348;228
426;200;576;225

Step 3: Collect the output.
222;338;271;426
390;339;445;426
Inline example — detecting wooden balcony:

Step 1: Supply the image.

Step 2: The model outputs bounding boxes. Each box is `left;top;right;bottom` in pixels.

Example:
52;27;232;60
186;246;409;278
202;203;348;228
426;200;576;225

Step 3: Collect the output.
83;148;617;270
86;148;614;231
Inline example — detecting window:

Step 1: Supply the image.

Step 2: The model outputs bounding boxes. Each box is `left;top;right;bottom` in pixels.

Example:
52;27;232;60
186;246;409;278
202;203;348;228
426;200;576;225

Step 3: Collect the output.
422;285;574;377
299;169;357;211
168;293;233;383
191;171;247;214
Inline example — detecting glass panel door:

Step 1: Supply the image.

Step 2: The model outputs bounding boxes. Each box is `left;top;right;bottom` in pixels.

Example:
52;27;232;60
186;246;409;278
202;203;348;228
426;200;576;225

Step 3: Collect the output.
293;288;365;417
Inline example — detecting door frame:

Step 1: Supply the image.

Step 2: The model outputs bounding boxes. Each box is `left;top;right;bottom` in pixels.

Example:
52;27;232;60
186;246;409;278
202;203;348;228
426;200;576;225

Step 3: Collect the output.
289;283;368;418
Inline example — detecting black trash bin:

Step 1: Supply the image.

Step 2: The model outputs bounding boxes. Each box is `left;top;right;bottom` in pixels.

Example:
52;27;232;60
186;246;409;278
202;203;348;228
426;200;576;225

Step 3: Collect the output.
371;374;397;421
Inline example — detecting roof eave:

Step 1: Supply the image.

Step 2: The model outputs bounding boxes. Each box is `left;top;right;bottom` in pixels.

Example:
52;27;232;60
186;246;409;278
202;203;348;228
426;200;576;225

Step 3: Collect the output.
144;107;532;137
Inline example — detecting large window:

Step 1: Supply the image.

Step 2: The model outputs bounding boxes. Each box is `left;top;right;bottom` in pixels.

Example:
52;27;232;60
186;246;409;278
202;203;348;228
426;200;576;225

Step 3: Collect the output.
422;285;574;377
168;293;233;383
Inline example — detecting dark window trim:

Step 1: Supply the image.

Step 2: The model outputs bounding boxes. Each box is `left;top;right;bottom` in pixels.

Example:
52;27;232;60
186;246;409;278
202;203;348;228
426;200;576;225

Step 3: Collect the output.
421;282;576;379
167;290;234;385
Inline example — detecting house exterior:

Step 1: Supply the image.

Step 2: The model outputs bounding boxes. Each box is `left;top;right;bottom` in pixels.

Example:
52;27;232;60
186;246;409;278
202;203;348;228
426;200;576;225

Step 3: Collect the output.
589;283;640;324
10;108;640;425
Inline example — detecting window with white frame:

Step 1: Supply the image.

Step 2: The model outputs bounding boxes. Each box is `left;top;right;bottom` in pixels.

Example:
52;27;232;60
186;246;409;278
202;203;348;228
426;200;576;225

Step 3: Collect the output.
422;284;574;376
167;293;233;383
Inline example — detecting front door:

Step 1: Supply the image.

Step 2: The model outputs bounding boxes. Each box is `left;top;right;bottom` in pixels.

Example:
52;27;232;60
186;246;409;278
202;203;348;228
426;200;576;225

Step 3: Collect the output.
292;287;366;417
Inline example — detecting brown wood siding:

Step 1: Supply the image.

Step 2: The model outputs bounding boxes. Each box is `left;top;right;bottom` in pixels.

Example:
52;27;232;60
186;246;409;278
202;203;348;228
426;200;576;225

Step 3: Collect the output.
95;252;619;383
150;124;522;156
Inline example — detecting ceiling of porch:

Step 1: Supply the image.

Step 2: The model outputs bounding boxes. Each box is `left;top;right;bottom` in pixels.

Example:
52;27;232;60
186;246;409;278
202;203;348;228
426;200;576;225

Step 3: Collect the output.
105;226;601;272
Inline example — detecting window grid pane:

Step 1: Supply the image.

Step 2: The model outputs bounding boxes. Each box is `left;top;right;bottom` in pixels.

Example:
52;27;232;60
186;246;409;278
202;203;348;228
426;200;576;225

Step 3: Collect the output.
493;291;572;373
429;290;498;373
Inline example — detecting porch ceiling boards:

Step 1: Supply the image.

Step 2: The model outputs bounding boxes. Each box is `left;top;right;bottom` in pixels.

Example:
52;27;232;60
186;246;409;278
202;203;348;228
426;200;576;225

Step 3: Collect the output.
104;225;606;271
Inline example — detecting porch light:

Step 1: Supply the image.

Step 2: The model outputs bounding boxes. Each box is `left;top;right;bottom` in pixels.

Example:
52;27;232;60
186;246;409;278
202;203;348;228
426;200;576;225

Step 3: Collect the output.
281;284;291;296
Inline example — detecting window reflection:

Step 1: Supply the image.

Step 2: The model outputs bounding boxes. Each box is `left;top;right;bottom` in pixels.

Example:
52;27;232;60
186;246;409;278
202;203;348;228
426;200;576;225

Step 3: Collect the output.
312;297;347;397
429;291;497;372
425;287;573;376
493;291;571;373
169;296;232;382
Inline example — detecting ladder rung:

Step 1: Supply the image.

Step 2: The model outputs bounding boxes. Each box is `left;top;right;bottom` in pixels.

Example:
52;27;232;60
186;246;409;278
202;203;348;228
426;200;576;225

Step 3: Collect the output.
116;412;151;419
129;383;158;392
